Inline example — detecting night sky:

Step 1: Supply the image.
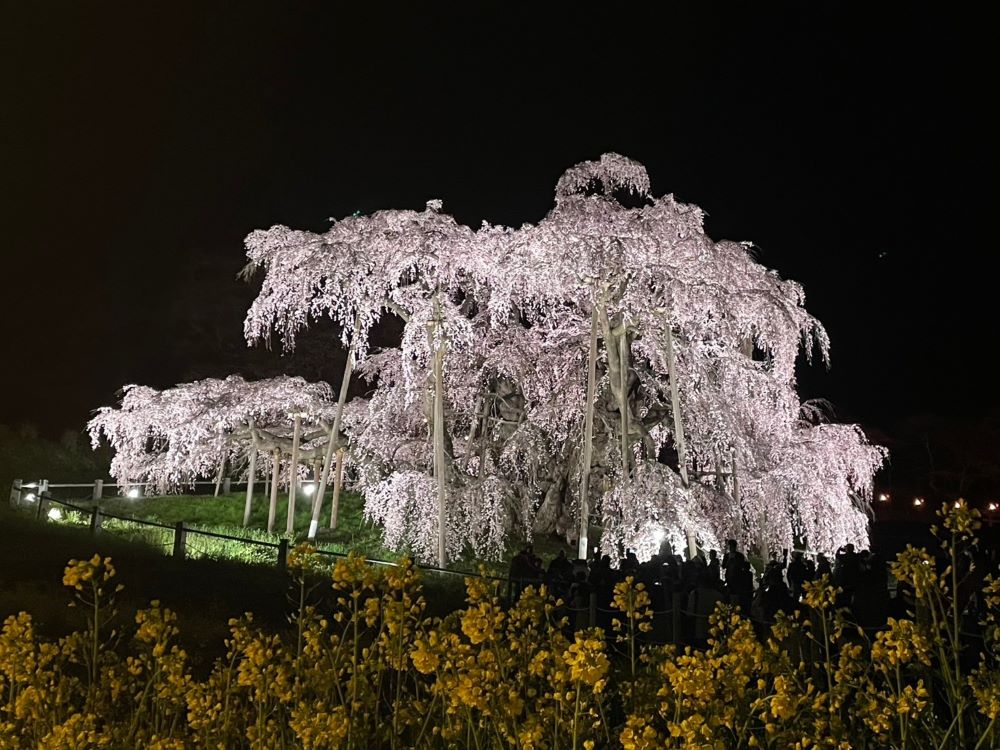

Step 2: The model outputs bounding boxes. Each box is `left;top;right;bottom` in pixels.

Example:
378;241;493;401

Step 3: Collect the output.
1;4;991;451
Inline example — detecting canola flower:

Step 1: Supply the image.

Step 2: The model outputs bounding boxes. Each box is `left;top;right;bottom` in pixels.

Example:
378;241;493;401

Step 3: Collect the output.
0;503;997;748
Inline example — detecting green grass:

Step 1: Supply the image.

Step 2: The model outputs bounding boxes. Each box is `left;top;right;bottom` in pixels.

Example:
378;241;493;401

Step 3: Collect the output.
61;488;578;576
0;504;290;671
91;489;394;562
2;482;585;665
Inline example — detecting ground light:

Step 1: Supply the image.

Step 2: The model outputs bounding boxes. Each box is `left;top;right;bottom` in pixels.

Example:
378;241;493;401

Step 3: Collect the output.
127;487;141;499
47;507;62;521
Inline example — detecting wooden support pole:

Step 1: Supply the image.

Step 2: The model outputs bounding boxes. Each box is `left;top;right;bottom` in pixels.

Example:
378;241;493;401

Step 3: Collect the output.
330;448;345;529
578;307;599;560
286;414;302;536
243;444;257;528
311;338;356;539
432;298;448;568
92;479;103;501
267;449;280;534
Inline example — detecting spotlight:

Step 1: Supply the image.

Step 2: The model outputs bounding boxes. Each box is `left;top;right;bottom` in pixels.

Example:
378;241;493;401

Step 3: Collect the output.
988;502;998;512
302;483;316;496
127;487;140;499
878;493;890;502
913;497;924;507
47;507;62;521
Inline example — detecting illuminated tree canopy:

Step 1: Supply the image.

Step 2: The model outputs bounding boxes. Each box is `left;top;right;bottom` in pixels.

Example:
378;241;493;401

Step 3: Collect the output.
241;153;885;560
92;154;885;562
88;375;337;493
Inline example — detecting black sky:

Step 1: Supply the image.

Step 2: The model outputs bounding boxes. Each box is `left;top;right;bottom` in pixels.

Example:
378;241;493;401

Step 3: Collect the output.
0;3;991;439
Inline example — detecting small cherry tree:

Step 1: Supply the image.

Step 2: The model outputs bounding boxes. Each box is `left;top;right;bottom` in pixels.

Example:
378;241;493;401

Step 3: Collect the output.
88;375;337;532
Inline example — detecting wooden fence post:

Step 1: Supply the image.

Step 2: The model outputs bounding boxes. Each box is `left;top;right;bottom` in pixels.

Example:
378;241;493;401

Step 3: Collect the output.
222;477;231;494
37;491;52;521
9;479;22;508
39;479;48;494
172;522;187;560
90;506;103;535
93;480;103;501
277;538;289;571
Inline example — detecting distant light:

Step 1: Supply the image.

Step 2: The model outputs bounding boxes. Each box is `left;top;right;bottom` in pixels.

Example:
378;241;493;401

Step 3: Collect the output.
913;497;924;507
988;502;998;512
302;483;316;496
24;492;37;502
127;487;140;499
47;507;62;521
878;493;890;502
954;500;962;509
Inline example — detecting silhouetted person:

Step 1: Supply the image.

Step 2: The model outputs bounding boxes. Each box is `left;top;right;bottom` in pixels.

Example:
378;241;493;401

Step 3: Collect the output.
753;561;794;625
834;544;860;592
547;549;572;582
816;553;832;578
687;569;723;644
509;544;543;599
726;557;754;616
803;556;817;583
723;539;746;584
707;549;721;587
568;570;592;632
525;545;543;579
786;550;808;601
620;550;640;574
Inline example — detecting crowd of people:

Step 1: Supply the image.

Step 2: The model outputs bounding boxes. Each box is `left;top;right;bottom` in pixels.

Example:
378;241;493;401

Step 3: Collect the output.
507;538;993;646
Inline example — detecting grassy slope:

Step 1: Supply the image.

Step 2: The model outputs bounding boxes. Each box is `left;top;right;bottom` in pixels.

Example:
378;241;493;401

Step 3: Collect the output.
0;505;289;671
88;488;577;574
1;488;576;662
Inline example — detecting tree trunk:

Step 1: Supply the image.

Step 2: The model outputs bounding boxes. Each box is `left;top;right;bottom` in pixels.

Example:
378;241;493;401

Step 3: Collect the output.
578;306;599;560
463;396;484;473
598;306;633;485
286;414;301;536
311;344;356;539
213;449;226;497
618;328;631;483
267;449;280;534
243;425;256;527
664;324;696;559
330;448;345;529
432;295;448;567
